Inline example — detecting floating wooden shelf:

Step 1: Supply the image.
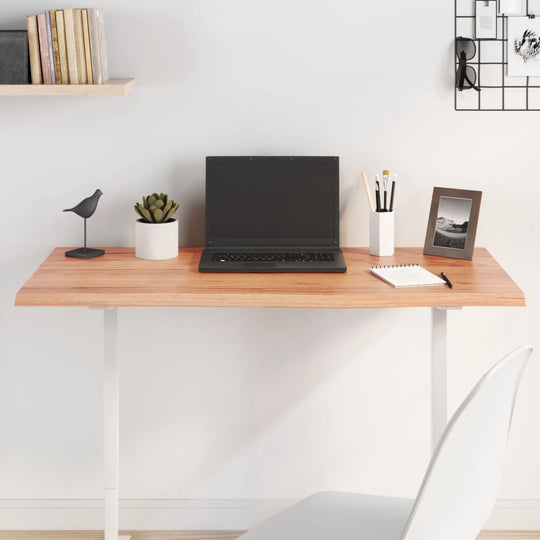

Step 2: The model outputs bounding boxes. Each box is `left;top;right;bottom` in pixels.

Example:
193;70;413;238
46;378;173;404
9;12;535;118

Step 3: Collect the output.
0;77;135;96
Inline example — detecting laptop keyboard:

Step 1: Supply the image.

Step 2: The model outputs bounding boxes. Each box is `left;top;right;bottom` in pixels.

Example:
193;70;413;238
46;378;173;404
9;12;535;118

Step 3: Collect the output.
212;252;335;263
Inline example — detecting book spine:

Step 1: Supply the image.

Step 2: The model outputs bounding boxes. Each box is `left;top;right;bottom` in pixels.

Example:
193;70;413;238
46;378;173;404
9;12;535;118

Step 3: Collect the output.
49;10;62;84
86;8;102;84
73;8;87;84
37;13;52;85
63;9;78;84
45;11;56;84
81;9;93;84
26;15;42;84
55;10;70;84
96;8;109;82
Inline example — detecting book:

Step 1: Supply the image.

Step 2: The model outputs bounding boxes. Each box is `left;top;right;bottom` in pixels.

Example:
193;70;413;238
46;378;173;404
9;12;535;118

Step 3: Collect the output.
63;9;78;84
0;31;29;84
370;264;446;288
45;11;56;84
86;8;102;84
55;10;69;84
73;8;87;84
96;8;109;82
37;13;52;84
49;10;62;83
81;9;93;84
26;16;42;84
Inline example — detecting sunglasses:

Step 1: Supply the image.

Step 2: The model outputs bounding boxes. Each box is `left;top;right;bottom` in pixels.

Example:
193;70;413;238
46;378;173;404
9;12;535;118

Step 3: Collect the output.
456;37;481;92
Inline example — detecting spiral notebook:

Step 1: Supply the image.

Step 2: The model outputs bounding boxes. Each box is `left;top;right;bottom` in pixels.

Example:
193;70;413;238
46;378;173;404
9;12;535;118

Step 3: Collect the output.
370;264;445;288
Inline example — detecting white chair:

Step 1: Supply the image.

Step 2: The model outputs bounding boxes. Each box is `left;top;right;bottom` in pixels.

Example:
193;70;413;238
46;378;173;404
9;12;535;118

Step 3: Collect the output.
239;346;533;540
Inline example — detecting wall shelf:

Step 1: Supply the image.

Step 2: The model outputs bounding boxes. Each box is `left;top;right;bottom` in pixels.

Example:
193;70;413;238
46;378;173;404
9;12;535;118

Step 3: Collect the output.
0;78;135;96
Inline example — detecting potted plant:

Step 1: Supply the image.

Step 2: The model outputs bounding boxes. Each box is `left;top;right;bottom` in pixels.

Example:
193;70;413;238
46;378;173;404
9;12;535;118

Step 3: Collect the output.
134;192;180;260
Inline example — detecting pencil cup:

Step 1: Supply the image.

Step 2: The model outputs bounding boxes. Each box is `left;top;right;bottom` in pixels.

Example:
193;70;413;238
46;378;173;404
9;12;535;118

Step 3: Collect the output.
369;211;394;256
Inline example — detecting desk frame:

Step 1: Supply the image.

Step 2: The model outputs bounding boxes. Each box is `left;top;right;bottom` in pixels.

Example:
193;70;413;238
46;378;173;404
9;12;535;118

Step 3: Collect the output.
95;305;458;540
15;247;525;540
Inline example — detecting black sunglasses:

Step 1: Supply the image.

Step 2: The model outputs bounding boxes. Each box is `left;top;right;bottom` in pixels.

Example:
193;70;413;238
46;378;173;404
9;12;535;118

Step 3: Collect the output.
456;37;481;92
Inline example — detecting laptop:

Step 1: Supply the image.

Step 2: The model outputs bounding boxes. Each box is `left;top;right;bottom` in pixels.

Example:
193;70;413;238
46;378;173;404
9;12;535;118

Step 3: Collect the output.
198;156;347;273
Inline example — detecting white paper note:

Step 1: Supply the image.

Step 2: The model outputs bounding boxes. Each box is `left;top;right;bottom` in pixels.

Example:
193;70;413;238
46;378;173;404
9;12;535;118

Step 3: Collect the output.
476;0;498;39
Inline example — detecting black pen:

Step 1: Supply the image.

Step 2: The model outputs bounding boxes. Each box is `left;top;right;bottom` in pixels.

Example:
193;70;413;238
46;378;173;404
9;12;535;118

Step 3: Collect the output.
375;181;381;212
441;272;453;288
389;180;396;212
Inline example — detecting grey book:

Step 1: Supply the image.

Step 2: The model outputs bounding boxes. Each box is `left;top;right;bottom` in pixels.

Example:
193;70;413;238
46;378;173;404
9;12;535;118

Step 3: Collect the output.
0;30;29;84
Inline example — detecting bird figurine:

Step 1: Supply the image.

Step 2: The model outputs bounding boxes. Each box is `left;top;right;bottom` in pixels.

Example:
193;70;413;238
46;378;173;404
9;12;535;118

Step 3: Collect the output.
64;188;103;219
64;189;105;259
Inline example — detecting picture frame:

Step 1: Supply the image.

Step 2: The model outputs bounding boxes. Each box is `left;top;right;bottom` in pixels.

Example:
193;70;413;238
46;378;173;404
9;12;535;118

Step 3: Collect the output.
423;187;482;260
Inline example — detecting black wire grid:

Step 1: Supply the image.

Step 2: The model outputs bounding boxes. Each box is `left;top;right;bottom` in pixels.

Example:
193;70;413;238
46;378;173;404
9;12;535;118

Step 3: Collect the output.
455;0;540;110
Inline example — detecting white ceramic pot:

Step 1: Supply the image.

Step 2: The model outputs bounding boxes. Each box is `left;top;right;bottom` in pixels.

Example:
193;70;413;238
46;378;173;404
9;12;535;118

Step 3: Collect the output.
135;219;179;260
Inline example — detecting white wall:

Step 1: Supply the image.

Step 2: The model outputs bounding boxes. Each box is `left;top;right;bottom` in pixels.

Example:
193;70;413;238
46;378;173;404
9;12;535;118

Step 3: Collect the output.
1;0;539;530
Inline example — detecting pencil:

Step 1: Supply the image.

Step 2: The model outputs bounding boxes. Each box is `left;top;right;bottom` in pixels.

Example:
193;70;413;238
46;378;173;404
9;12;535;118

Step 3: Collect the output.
361;171;375;212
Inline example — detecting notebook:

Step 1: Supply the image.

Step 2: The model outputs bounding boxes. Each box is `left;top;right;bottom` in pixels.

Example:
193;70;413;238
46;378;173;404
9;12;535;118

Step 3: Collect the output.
370;264;445;288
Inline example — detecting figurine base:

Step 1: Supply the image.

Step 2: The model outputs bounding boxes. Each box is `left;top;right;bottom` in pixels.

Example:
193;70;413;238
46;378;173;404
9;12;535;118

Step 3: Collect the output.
65;247;105;259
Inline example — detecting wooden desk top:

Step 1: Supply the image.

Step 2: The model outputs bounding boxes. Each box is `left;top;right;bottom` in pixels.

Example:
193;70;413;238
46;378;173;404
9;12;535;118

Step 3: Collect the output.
15;247;525;309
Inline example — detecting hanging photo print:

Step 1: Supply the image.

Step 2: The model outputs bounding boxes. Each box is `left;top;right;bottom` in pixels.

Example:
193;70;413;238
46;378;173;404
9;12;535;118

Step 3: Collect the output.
508;17;540;76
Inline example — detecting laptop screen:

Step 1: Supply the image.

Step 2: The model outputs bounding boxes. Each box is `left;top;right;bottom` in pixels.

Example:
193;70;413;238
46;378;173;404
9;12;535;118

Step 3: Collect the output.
205;156;339;248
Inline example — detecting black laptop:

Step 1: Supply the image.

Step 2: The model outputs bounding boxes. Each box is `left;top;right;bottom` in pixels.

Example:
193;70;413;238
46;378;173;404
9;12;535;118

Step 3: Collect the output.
199;156;347;273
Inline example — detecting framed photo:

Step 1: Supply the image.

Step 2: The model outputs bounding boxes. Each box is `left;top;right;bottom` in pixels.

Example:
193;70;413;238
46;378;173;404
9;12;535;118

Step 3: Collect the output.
508;17;540;77
423;187;482;260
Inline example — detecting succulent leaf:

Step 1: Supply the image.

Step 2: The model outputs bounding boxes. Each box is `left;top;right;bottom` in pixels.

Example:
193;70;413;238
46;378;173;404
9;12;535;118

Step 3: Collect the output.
164;203;179;221
163;200;173;214
140;207;152;222
155;199;165;209
153;208;164;222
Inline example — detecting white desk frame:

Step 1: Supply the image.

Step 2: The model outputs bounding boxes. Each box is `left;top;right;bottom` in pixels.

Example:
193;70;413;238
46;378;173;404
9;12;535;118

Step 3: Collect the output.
97;305;458;540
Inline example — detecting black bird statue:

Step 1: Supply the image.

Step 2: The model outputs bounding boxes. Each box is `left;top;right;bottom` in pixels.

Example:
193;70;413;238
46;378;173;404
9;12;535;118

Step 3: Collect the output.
63;189;105;259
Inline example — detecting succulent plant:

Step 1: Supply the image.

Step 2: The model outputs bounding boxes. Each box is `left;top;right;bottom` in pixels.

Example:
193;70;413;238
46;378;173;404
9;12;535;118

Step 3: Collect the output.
134;192;179;223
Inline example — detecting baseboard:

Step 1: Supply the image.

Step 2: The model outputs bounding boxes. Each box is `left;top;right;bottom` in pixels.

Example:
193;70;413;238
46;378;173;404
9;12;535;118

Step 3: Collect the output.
0;498;539;530
487;500;540;530
0;499;295;530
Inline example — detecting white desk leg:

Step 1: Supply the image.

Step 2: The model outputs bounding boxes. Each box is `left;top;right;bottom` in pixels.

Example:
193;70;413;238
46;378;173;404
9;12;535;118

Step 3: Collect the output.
102;308;131;540
431;306;462;452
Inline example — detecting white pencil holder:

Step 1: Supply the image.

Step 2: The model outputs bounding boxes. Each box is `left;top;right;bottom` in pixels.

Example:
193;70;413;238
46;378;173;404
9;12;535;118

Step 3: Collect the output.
369;211;394;256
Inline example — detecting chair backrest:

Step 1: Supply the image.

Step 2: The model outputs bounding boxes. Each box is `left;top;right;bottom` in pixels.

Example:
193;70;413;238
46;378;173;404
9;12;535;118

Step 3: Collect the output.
401;346;533;540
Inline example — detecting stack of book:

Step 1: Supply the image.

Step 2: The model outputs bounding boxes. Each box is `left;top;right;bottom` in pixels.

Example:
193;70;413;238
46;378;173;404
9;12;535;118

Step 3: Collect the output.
26;8;109;85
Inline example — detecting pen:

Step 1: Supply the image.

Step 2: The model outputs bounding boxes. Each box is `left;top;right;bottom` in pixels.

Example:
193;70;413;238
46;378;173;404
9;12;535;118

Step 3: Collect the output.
375;182;381;212
389;176;396;212
441;272;453;288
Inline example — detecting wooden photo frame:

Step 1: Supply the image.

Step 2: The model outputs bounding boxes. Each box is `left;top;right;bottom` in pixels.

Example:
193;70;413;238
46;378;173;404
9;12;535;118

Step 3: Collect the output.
423;187;482;260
